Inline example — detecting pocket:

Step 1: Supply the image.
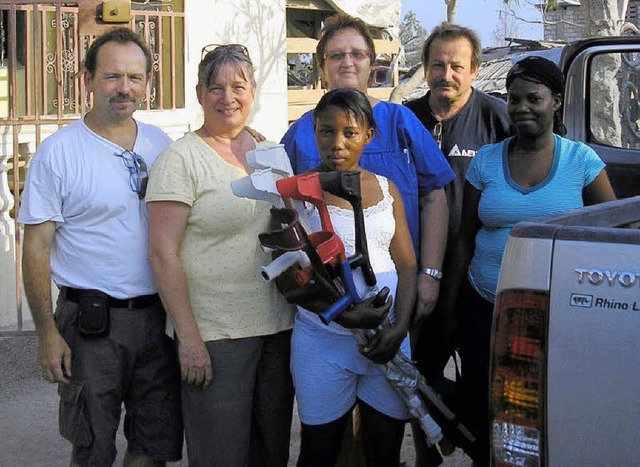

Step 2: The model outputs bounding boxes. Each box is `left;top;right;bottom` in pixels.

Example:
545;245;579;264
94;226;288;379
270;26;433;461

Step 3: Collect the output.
362;149;418;193
58;382;93;447
77;290;110;337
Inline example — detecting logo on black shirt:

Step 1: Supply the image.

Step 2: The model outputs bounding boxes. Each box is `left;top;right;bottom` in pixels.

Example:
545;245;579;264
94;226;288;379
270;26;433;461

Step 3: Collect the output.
447;145;475;158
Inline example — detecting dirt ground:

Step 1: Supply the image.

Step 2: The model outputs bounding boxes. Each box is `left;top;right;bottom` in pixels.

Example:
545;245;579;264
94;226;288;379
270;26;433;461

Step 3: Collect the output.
0;334;472;466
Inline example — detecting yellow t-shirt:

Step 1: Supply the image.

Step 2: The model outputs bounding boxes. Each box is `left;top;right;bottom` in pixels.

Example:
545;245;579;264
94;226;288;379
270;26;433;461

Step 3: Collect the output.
146;132;294;341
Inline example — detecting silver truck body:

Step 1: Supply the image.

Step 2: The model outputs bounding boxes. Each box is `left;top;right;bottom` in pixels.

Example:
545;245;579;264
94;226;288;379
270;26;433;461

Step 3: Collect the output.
494;198;640;465
490;36;640;466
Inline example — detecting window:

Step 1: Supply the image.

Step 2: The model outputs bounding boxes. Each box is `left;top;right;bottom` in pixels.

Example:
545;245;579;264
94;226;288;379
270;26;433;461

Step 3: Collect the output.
589;51;640;150
0;1;185;119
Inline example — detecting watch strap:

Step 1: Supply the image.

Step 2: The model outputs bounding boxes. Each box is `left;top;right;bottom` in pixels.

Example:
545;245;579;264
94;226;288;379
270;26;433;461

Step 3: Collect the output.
419;267;443;280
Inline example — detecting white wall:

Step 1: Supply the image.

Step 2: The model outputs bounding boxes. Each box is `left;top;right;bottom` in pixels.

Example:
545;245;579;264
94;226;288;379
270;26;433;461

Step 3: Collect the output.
181;0;289;142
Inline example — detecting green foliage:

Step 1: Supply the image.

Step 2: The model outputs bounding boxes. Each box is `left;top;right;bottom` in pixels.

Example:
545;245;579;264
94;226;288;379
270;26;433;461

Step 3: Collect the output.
547;0;559;10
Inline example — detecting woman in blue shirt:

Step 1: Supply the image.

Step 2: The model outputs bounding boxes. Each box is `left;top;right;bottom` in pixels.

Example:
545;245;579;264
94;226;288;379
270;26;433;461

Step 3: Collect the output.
282;14;455;325
447;56;616;465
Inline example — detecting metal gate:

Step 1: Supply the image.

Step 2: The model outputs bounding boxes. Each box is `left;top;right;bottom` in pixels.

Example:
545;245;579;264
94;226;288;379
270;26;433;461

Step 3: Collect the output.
0;0;185;334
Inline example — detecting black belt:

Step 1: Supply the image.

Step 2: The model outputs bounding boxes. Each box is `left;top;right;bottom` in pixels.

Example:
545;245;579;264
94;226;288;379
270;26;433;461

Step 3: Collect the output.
62;287;160;309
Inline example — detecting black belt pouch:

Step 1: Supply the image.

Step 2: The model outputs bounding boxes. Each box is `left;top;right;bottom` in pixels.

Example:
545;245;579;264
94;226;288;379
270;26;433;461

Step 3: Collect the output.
77;290;110;337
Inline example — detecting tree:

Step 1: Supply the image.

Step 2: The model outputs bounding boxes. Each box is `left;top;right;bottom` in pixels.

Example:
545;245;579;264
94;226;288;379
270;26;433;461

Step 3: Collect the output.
580;0;630;36
576;0;630;146
399;11;428;68
399;11;427;45
504;0;631;36
445;0;459;24
492;3;521;46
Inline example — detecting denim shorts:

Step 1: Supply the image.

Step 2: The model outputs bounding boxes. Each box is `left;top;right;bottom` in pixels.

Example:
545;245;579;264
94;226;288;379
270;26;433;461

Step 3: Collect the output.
54;295;183;466
291;313;411;425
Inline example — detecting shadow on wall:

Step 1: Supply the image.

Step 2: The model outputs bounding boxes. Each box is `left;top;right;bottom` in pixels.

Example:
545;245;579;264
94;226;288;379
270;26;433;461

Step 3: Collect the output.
216;0;287;121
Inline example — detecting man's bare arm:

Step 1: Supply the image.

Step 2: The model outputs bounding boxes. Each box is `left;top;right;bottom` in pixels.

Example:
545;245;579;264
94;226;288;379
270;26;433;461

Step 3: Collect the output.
23;222;71;383
415;188;449;324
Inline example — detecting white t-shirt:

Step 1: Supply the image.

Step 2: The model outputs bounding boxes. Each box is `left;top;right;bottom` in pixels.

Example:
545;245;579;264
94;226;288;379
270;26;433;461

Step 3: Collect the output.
18;116;172;298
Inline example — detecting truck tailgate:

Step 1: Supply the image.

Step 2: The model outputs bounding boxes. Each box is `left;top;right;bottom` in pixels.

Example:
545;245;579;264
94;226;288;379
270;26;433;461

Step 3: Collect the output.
547;239;640;465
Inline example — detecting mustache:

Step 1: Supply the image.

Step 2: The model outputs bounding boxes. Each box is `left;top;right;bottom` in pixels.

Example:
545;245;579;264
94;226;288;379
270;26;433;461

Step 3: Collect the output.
434;79;459;89
110;95;136;103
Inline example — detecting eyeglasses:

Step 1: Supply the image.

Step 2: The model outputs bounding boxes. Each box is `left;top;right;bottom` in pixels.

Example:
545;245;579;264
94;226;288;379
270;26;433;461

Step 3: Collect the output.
114;149;149;199
432;122;443;149
201;43;251;61
324;50;370;62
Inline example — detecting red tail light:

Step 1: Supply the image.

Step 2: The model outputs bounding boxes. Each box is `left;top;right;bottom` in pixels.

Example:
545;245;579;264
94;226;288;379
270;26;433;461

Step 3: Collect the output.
490;289;549;466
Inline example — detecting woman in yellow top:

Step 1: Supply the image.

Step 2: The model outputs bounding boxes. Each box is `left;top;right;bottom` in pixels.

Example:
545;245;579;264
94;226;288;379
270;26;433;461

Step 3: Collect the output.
145;44;295;466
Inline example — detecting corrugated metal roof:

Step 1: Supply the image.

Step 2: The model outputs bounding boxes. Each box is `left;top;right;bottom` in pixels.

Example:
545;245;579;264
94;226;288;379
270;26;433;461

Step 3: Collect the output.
475;47;565;96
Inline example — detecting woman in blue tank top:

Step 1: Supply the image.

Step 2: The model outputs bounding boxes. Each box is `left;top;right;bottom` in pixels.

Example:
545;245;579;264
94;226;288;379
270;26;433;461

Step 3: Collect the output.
445;56;616;466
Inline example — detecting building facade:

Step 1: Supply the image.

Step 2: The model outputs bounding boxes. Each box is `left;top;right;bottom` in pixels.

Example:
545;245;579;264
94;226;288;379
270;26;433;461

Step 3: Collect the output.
0;0;401;333
543;0;640;42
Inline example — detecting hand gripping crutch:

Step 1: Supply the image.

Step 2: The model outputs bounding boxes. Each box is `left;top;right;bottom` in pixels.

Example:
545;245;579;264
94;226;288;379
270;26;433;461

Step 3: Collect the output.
354;304;478;455
258;205;367;323
275;173;374;323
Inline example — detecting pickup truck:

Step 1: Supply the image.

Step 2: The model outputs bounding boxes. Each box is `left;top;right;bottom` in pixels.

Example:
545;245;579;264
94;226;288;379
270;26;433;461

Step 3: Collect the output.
489;37;640;465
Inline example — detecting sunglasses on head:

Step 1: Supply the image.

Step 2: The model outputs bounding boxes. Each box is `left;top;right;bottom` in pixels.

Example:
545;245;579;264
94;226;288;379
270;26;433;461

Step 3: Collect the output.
201;43;251;61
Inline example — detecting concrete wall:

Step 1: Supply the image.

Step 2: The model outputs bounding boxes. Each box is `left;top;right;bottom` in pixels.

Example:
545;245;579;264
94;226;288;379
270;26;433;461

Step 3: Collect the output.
180;0;288;142
544;1;640;41
544;6;587;42
136;0;289;141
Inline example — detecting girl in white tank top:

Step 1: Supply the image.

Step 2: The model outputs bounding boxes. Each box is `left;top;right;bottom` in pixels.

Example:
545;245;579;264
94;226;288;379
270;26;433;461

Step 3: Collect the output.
291;87;418;465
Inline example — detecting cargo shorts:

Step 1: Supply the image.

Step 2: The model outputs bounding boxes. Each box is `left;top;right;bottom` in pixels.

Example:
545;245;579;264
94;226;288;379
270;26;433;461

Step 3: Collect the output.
54;294;183;466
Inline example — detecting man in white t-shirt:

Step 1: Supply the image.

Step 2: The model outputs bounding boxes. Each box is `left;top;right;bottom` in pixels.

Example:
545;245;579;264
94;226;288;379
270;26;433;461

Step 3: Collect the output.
18;27;182;467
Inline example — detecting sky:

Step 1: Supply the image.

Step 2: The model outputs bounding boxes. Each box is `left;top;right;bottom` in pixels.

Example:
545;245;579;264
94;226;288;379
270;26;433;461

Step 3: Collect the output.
401;0;544;47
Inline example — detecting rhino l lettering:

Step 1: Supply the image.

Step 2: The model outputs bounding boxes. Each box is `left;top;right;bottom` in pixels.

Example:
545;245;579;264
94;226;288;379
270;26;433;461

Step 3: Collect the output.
575;268;640;287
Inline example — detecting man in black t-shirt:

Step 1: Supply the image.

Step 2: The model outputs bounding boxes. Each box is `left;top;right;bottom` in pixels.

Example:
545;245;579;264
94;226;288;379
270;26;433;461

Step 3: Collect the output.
406;24;512;239
405;23;512;467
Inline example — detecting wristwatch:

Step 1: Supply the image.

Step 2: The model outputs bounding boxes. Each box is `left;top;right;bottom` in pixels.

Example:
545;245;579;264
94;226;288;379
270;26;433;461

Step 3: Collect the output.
419;267;443;281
